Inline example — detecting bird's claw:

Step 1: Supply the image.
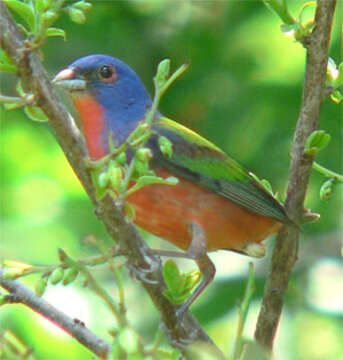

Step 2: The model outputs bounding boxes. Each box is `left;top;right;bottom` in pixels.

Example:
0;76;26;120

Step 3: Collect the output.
160;321;193;349
126;259;159;285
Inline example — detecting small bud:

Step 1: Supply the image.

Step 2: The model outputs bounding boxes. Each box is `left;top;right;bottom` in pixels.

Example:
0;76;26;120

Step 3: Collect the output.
2;268;24;280
116;152;127;165
155;59;170;88
35;277;48;297
260;179;273;195
41;10;58;27
73;1;92;13
62;268;79;285
158;136;173;158
108;165;123;190
304;130;331;156
320;178;335;201
136;148;153;162
118;328;139;355
134;159;149;175
67;7;86;24
163;260;181;294
50;268;64;285
35;0;52;13
98;172;110;188
330;90;342;104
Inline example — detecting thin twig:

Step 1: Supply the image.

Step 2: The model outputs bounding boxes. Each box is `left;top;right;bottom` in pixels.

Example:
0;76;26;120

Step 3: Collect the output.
0;268;111;359
0;2;224;357
254;0;337;351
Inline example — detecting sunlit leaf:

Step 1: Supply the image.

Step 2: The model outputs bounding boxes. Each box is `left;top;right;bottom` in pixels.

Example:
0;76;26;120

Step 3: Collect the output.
4;0;35;31
45;27;66;40
24;105;49;122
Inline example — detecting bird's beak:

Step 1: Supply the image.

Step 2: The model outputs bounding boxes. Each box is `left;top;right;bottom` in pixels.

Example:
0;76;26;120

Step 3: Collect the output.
52;67;87;91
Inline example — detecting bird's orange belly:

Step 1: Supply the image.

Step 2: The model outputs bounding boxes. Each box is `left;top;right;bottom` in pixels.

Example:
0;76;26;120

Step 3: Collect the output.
127;169;281;252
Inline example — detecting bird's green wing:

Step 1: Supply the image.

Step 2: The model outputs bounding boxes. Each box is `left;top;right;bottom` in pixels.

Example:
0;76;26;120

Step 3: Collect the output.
148;116;290;224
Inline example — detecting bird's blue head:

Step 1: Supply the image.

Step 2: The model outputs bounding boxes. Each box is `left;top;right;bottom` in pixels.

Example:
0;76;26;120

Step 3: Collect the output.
53;54;152;159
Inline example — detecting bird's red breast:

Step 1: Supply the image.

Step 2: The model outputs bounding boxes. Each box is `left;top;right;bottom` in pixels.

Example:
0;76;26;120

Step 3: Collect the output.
128;168;282;253
72;94;107;160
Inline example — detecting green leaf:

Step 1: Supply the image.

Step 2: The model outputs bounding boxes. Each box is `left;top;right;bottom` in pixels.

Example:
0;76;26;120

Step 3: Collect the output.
260;179;273;195
124;202;136;221
158;135;173;158
45;27;66;40
135;148;153;162
35;277;48;296
297;1;316;24
49;268;64;285
181;270;202;294
91;170;109;200
108;162;123;190
16;80;25;96
0;62;17;73
330;90;342;104
163;260;182;294
116;152;127;166
118;328;139;355
263;0;295;25
319;178;335;201
73;1;92;13
155;58;171;88
67;7;86;24
24;105;49;122
35;0;52;13
304;130;331;156
0;50;16;73
2;268;24;280
162;261;202;305
40;10;58;28
4;0;35;31
62;268;78;285
3;101;25;110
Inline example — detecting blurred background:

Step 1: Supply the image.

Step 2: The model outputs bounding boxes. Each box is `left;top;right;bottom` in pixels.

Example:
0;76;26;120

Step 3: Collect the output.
1;1;342;359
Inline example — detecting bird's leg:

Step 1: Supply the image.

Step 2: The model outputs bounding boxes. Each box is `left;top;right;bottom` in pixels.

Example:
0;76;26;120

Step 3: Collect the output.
153;223;216;317
152;222;207;260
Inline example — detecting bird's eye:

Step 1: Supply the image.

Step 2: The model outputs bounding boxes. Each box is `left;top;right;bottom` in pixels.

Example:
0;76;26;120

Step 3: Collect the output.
98;65;116;81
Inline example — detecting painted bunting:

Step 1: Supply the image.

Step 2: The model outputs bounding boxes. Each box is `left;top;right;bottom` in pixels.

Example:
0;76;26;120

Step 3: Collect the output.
53;54;291;313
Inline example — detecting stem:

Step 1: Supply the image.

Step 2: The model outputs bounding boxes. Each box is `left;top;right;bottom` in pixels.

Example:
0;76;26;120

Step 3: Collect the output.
2;246;123;279
0;268;111;358
59;249;126;326
0;2;223;356
231;263;255;360
264;0;295;25
255;0;337;351
313;161;343;182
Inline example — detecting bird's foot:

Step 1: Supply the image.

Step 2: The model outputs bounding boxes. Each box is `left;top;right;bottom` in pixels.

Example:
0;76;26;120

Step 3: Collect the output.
126;258;160;285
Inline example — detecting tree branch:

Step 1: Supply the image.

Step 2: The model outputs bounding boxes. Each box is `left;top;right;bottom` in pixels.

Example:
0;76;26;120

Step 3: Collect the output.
254;0;337;350
0;268;111;358
0;2;224;358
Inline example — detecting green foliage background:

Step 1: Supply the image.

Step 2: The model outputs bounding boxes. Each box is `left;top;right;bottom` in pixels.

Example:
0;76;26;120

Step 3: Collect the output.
1;1;342;359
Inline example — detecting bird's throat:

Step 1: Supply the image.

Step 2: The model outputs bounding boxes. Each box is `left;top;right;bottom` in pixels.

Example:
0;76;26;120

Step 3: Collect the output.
72;94;108;160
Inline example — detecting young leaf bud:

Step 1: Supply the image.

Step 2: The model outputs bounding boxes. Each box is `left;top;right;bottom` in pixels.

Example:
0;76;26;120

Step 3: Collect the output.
50;268;64;285
62;268;79;285
304;130;331;156
155;59;170;88
158;136;173;158
35;277;48;297
136;148;153;162
319;178;335;201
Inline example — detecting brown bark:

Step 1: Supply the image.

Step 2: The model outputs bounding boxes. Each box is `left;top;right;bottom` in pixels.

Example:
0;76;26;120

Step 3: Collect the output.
254;0;337;350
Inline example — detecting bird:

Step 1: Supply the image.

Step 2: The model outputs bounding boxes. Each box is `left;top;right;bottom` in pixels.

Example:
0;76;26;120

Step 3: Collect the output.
53;54;291;314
